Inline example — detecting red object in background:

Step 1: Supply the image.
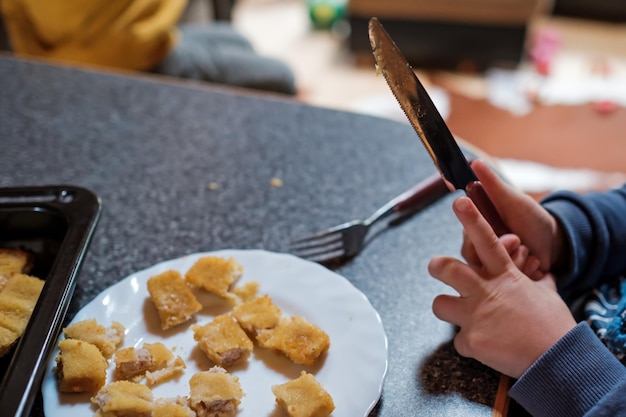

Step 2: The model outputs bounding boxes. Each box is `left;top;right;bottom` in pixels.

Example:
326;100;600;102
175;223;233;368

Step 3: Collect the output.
593;100;619;114
530;28;561;76
590;57;618;115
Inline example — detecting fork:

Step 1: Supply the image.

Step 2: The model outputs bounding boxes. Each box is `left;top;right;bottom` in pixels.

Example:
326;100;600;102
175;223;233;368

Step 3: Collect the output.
290;173;450;263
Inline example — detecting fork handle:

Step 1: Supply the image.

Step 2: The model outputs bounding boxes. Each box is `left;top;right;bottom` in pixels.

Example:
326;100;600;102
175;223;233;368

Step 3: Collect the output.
365;173;450;226
394;173;451;213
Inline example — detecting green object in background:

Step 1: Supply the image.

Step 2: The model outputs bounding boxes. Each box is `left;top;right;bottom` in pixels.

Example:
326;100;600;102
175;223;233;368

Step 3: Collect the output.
307;0;347;30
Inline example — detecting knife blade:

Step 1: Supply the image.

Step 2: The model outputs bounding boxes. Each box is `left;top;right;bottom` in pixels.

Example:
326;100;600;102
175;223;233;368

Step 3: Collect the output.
368;17;508;236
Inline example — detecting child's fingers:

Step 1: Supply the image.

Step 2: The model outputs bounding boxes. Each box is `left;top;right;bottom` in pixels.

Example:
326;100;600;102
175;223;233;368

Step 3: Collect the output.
460;230;481;266
432;294;466;327
462;233;520;269
520;255;541;278
428;256;479;297
453;197;513;277
509;244;528;269
501;234;522;257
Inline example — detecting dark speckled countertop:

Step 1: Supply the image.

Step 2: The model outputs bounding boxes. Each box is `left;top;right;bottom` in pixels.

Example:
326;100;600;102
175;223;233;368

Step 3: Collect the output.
0;56;509;416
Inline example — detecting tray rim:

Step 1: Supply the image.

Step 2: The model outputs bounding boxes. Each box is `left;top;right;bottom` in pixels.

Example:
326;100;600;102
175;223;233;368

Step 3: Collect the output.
0;185;101;417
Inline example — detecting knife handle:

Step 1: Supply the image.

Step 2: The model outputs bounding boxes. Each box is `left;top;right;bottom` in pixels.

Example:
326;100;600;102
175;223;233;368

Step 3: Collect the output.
465;181;509;237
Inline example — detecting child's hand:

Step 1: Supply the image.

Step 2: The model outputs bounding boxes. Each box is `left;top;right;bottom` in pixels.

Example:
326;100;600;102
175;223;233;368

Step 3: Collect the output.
428;197;576;378
461;160;567;274
498;233;549;283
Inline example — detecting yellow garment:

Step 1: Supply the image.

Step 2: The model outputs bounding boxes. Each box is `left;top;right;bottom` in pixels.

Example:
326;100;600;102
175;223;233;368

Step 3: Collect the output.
1;0;187;70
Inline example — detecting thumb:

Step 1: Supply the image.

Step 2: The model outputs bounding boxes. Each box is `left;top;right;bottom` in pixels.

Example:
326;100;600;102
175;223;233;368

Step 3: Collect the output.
471;159;520;214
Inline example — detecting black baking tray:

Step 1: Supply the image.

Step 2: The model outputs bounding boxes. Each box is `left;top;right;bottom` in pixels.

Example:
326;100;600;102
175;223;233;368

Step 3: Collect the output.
0;185;101;417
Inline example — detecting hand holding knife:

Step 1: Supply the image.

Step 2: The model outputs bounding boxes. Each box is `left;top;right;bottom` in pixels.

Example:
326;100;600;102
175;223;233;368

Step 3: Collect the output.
368;17;512;416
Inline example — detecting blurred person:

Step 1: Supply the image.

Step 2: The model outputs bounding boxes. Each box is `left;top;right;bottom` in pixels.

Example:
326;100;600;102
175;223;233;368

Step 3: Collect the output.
429;159;626;416
0;0;295;95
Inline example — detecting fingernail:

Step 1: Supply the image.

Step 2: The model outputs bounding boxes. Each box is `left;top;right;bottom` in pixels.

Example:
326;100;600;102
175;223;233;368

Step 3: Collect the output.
455;197;472;212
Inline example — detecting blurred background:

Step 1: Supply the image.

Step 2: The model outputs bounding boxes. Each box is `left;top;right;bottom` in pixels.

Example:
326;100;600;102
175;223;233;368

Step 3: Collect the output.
4;0;623;197
185;0;626;198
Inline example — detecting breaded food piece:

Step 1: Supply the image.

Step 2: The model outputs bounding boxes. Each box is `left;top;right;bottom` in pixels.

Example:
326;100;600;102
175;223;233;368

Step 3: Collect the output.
145;349;186;386
231;280;260;302
0;248;33;279
91;380;153;417
63;318;125;358
192;314;253;367
0;298;32;333
114;342;185;385
147;270;202;330
189;367;244;417
272;371;335;417
0;273;44;357
114;345;151;380
153;397;195;417
0;274;44;325
185;256;243;298
232;294;282;334
55;339;107;393
0;326;18;357
256;316;330;366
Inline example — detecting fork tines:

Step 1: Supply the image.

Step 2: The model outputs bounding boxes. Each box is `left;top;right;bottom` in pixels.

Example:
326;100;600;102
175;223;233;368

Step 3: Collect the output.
290;232;345;263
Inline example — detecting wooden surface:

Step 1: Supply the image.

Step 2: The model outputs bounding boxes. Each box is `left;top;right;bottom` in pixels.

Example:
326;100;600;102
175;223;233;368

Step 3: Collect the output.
441;89;626;174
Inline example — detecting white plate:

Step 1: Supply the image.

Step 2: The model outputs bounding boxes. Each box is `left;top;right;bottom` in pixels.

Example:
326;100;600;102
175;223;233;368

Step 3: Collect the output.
42;249;388;417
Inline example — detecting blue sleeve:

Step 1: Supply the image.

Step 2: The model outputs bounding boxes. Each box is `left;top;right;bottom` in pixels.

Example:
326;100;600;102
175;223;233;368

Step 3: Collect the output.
509;322;626;417
541;185;626;303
